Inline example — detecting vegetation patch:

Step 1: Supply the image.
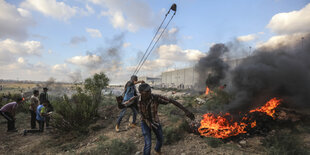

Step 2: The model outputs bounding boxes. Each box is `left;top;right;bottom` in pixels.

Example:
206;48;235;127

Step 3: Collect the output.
262;131;308;155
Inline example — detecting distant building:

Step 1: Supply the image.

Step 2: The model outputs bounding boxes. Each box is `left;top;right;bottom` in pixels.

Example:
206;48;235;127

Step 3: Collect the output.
161;67;199;89
139;76;162;87
161;58;244;89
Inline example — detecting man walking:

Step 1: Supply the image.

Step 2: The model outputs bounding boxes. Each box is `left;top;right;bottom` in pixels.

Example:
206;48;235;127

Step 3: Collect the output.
115;75;144;132
0;97;24;132
124;83;195;155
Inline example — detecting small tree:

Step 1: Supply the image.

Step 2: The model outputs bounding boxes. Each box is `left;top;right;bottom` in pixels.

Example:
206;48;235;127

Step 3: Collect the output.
51;72;109;133
84;72;109;109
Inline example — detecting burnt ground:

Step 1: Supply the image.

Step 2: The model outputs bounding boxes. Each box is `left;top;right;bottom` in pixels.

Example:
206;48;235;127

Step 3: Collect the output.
0;93;310;155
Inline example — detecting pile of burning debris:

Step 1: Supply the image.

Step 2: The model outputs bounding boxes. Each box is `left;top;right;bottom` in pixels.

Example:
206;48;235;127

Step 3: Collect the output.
189;97;306;142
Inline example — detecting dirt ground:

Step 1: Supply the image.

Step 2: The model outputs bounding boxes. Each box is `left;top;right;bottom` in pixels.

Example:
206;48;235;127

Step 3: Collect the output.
0;90;309;155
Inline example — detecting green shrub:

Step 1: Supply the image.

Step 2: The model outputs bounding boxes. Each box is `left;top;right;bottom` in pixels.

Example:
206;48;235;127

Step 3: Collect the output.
200;89;232;111
85;139;136;155
108;139;137;155
262;131;308;155
50;72;109;134
51;93;97;133
204;137;224;148
163;119;189;145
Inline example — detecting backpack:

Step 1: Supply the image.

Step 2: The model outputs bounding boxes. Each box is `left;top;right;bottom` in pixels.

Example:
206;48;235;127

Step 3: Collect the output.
116;96;125;109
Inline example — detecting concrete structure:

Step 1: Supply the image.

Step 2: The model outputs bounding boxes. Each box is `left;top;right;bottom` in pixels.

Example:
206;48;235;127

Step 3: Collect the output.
161;67;199;89
139;76;162;87
161;58;244;89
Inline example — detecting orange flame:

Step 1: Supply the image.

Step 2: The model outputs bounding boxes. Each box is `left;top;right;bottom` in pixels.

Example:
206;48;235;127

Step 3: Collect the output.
198;97;281;139
205;87;211;95
198;113;247;139
249;98;282;118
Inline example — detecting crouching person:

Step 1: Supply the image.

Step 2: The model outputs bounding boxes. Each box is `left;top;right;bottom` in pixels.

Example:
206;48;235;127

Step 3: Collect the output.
24;101;49;135
123;83;195;155
0;97;24;132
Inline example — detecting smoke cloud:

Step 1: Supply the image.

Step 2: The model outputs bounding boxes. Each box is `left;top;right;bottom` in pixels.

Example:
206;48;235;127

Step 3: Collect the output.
228;33;310;112
195;43;229;89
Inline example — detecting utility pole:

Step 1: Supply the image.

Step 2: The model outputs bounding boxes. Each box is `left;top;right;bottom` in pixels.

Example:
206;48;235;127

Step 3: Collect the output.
249;46;252;56
301;37;304;50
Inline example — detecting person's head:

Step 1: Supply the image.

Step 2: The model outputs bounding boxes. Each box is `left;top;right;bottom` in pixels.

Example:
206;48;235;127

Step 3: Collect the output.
131;75;138;82
16;97;24;104
42;101;49;107
33;90;39;96
138;83;151;99
43;87;48;92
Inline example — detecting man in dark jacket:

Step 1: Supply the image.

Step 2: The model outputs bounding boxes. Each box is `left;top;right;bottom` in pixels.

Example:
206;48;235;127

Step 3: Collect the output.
124;83;195;155
115;75;144;132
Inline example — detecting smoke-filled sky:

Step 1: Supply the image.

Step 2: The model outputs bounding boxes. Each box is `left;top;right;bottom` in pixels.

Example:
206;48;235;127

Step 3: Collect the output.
0;0;309;84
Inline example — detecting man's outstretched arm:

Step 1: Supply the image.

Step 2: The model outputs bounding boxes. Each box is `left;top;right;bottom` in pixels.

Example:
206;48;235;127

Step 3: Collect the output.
157;95;195;120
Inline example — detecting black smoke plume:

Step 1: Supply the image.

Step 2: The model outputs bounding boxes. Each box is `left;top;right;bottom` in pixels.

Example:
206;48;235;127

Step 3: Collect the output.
195;43;229;89
228;34;310;112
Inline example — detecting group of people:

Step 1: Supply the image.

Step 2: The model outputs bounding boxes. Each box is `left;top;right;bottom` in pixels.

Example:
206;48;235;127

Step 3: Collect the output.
1;76;195;155
116;75;195;155
0;87;53;135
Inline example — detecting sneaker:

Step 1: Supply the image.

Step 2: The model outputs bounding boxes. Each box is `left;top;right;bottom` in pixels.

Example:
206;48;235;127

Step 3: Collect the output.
155;151;161;155
115;125;120;132
23;129;27;136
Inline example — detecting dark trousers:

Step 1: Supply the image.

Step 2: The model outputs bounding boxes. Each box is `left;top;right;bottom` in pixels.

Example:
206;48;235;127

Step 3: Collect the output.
0;111;15;131
26;120;44;133
45;117;50;127
30;110;36;129
141;121;163;155
116;106;137;126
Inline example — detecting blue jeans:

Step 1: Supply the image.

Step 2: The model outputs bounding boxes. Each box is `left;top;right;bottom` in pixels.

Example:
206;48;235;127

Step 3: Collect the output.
116;106;137;126
141;121;163;155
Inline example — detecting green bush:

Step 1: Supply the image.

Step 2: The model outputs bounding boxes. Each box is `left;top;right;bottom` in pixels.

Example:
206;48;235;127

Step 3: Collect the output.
201;89;232;111
262;131;308;155
108;139;137;155
163;119;189;145
51;93;97;133
204;137;224;148
50;72;109;133
84;139;136;155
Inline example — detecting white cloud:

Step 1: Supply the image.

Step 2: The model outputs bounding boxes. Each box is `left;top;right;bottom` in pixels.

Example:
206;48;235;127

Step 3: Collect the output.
168;27;178;34
21;0;77;21
256;33;306;50
52;63;69;73
0;39;42;55
0;0;34;40
237;34;258;42
267;3;310;34
0;60;74;82
17;57;26;64
123;42;131;48
92;0;156;32
67;54;103;68
86;28;102;38
125;44;205;78
0;39;43;65
237;32;265;42
156;44;205;62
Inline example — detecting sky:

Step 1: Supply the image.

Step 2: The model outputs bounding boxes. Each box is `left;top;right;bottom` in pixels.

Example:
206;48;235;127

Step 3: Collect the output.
0;0;309;84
